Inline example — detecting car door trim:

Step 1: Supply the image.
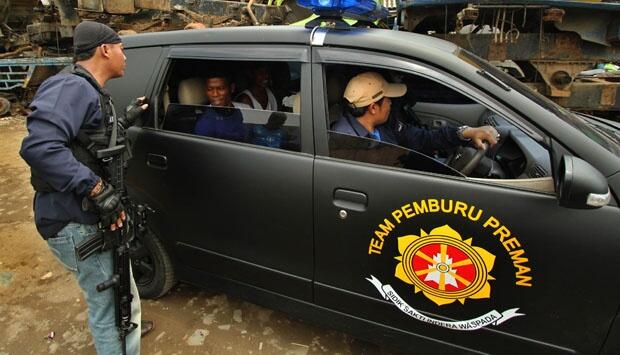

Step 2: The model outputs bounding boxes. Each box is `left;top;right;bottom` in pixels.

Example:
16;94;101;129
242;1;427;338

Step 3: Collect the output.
168;45;310;62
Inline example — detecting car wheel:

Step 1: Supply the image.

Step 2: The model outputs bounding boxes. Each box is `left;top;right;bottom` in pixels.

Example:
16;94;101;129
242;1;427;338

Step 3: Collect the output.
130;228;176;299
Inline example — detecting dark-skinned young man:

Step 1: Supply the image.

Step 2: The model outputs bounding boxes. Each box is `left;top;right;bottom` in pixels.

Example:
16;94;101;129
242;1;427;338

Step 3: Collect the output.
194;73;251;141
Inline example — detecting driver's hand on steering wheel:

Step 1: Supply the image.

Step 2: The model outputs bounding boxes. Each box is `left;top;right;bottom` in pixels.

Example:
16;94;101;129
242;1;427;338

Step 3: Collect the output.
462;125;500;149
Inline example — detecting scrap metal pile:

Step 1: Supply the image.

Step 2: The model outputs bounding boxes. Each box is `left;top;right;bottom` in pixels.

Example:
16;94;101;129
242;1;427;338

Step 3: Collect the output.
399;0;620;118
1;0;306;55
0;0;618;119
0;0;309;113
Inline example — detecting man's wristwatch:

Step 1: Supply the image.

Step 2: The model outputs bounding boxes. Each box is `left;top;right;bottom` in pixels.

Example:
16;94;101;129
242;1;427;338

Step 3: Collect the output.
456;125;471;141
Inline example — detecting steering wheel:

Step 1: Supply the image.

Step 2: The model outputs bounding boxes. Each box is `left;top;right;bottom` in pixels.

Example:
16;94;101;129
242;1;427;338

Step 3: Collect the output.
446;144;488;176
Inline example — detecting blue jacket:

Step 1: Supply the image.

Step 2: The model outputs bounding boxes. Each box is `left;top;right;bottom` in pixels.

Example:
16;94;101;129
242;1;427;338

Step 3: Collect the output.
332;113;463;154
194;107;245;142
20;70;102;238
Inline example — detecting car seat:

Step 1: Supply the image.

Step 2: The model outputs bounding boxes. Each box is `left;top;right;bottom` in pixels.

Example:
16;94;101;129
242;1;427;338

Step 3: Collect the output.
178;77;207;105
327;73;346;127
162;77;207;133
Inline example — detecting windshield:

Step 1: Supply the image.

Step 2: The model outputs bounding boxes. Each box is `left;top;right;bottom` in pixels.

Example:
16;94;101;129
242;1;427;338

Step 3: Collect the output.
457;49;620;157
580;113;620;152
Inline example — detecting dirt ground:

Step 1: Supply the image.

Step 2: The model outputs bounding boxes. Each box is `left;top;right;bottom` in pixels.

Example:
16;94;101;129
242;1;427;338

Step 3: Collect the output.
0;115;399;355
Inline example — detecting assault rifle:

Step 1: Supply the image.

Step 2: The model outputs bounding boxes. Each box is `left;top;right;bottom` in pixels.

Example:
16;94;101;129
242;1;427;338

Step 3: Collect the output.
74;144;147;355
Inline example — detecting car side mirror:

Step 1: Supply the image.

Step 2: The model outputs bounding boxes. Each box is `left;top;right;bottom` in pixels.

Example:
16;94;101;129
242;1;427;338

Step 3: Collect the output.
557;155;611;209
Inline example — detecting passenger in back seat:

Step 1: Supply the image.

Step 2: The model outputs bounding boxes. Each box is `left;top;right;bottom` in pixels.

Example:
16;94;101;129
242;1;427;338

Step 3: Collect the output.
194;72;251;142
237;64;278;111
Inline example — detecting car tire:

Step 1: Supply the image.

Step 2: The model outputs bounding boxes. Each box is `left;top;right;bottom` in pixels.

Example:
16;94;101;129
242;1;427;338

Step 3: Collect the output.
130;228;177;299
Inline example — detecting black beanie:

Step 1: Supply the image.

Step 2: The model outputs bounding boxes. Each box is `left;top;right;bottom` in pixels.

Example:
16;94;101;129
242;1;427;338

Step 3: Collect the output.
73;21;121;56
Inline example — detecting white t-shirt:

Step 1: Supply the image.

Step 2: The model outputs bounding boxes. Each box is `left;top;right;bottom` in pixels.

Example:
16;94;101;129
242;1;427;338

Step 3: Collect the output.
237;88;278;111
232;101;252;109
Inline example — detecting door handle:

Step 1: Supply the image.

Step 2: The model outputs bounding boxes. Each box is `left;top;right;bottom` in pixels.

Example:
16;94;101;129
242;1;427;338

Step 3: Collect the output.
333;189;367;212
147;153;167;170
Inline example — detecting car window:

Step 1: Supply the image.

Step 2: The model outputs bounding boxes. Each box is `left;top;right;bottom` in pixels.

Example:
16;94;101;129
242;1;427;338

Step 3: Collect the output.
329;132;462;176
158;59;302;153
458;49;620;158
163;103;300;151
323;63;555;190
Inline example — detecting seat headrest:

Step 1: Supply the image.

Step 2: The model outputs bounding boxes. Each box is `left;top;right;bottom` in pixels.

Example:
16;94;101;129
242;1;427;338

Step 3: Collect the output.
178;77;206;105
326;75;345;106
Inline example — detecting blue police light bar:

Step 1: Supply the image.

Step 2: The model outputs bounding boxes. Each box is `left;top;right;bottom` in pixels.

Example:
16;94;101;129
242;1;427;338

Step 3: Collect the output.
297;0;388;22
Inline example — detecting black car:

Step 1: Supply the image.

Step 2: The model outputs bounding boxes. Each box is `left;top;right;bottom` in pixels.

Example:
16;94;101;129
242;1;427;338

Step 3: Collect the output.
106;23;620;354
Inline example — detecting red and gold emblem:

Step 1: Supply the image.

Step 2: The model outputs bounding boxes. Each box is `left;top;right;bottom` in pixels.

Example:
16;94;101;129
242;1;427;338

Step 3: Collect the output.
395;225;496;306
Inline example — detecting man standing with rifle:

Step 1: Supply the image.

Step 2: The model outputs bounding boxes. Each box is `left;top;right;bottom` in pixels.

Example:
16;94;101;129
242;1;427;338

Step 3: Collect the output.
20;21;153;354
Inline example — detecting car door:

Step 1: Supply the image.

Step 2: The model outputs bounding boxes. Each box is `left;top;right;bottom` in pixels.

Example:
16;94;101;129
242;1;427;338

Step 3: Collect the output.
312;47;620;353
126;45;315;301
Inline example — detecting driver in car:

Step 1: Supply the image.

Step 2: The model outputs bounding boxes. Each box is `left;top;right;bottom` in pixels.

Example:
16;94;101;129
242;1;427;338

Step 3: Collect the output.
333;71;499;155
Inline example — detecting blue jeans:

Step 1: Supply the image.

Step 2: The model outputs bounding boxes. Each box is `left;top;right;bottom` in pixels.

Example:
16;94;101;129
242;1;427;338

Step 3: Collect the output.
47;222;142;355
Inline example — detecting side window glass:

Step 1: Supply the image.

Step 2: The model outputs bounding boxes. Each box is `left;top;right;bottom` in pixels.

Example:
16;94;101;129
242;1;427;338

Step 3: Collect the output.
325;64;554;193
159;59;301;153
163;104;301;151
329;132;462;176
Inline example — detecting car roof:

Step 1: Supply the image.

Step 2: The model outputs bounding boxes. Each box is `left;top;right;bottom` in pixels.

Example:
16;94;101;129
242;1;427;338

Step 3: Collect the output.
121;26;312;48
120;25;459;60
321;27;459;64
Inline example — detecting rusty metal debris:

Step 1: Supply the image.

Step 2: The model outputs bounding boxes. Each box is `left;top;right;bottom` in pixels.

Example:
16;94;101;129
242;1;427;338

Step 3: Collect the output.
0;0;306;110
0;1;618;117
0;0;298;58
401;1;620;117
0;46;32;59
543;8;565;23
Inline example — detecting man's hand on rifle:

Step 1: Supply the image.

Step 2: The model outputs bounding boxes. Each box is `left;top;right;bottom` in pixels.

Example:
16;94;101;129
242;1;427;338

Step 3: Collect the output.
90;179;126;231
